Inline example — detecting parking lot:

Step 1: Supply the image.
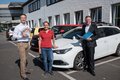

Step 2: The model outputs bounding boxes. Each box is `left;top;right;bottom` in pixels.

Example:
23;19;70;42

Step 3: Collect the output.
0;31;120;80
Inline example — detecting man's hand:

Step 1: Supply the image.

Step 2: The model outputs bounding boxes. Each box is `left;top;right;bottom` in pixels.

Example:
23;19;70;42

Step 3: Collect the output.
87;38;92;41
22;32;27;38
22;28;30;38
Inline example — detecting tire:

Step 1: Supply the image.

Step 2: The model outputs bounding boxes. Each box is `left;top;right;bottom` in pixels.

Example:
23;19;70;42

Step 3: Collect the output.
115;44;120;56
74;52;84;70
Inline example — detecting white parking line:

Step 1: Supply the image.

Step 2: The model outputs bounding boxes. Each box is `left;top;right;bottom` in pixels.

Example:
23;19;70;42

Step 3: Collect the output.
28;52;36;58
9;41;17;46
58;71;76;80
95;57;120;66
67;71;77;75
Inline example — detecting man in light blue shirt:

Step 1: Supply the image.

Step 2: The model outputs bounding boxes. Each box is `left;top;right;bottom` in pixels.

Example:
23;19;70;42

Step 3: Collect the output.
13;14;30;80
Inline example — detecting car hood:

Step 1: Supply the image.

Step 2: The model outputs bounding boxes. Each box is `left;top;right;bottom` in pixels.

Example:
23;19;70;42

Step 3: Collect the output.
54;38;82;50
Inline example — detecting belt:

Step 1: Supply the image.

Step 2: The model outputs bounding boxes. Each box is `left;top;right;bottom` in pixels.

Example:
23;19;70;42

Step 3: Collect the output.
17;41;29;43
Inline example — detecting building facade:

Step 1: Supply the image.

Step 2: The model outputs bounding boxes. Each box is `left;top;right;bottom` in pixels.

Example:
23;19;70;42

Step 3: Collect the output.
23;0;120;28
0;2;23;29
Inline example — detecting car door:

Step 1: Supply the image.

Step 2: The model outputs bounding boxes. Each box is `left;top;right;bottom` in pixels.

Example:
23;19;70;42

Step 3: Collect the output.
95;28;109;59
104;27;120;54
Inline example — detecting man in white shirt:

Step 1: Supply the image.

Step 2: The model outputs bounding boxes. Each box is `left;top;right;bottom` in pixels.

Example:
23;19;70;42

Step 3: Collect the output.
13;14;30;80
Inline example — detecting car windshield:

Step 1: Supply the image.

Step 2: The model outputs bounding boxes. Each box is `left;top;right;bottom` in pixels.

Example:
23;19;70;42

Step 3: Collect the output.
52;26;77;35
63;28;82;39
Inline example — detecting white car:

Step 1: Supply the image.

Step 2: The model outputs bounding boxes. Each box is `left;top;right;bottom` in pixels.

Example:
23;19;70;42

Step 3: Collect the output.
52;26;120;69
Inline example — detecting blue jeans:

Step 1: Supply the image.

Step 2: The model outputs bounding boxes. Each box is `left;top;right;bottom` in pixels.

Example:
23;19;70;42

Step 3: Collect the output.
41;48;53;72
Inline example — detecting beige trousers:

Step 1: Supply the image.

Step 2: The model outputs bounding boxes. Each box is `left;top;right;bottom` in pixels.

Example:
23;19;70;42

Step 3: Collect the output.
17;42;29;78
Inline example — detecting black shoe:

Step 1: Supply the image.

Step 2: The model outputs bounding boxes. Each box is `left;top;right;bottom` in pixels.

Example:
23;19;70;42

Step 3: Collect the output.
49;71;54;75
89;70;96;76
24;78;29;80
22;77;29;80
44;71;48;76
26;71;31;74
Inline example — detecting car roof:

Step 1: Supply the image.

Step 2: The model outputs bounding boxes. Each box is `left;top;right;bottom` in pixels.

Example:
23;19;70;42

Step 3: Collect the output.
54;24;82;27
98;26;119;29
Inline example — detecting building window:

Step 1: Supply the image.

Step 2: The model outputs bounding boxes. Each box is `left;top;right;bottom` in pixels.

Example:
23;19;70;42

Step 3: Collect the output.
46;0;63;6
12;16;19;20
28;0;41;13
112;3;120;27
90;7;102;22
39;18;42;27
55;15;60;25
29;21;31;28
32;20;34;28
37;0;40;9
64;13;70;24
75;10;83;24
48;16;52;27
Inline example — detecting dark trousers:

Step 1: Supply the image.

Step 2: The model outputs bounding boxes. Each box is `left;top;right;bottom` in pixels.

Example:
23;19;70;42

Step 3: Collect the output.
83;46;95;71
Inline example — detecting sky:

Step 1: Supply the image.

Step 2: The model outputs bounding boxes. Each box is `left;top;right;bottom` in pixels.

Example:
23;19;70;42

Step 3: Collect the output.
0;0;27;4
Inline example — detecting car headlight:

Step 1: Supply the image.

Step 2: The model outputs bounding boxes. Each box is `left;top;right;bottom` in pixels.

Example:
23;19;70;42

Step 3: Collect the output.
53;48;72;54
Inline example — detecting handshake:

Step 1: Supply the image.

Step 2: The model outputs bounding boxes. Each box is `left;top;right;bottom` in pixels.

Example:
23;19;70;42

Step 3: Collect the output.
22;28;30;38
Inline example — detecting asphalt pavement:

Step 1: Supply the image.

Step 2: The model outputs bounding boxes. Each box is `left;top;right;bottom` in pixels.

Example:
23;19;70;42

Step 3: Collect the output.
0;31;120;80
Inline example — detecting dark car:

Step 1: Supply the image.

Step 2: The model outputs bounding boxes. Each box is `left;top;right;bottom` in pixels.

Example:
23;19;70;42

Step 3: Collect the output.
30;27;44;50
52;24;82;35
30;24;82;50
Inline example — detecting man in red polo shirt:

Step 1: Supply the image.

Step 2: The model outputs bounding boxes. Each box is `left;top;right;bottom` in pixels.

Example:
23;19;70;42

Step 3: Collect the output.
39;21;57;75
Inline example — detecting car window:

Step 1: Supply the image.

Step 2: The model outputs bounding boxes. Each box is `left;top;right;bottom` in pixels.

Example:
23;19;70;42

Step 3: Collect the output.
98;28;106;38
101;27;120;37
61;26;76;32
52;26;77;35
63;29;82;39
112;28;120;34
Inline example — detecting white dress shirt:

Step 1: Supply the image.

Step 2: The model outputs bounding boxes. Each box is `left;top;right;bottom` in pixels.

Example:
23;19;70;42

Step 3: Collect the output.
13;23;30;42
85;24;91;33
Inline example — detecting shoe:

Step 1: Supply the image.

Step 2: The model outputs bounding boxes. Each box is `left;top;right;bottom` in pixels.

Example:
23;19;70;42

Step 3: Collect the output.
21;77;29;80
49;71;54;75
26;71;31;74
89;70;96;76
44;71;48;76
24;78;29;80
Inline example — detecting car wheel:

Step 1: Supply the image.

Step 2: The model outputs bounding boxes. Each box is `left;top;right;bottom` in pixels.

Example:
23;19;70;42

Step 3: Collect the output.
115;44;120;56
74;52;84;70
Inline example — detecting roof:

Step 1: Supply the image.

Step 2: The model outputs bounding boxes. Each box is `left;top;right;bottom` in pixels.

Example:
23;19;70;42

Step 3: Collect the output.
54;24;82;27
8;2;24;8
0;4;9;8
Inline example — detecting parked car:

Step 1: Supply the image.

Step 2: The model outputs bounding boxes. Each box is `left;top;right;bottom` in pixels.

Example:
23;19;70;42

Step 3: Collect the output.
52;26;120;69
52;24;82;38
30;27;44;50
30;24;82;50
6;27;15;40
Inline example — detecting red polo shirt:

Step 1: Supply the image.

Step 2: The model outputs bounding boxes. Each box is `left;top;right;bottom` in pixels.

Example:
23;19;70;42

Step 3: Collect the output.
39;30;54;48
